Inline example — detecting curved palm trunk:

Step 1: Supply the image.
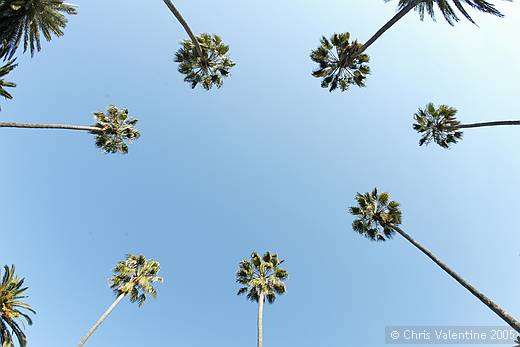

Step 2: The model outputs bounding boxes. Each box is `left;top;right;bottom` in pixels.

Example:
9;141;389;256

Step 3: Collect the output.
162;0;205;61
393;225;520;333
0;122;101;132
358;0;422;55
258;292;265;347
77;293;126;347
458;120;520;129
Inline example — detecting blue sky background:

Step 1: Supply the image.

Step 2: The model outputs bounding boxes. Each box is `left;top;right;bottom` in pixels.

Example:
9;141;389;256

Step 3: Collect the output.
1;1;519;346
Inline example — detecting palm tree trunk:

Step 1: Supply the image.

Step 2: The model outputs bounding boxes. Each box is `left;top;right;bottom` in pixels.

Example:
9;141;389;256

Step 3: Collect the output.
393;225;520;333
162;0;205;61
77;293;126;347
0;122;101;132
458;120;520;129
257;291;265;347
358;0;422;55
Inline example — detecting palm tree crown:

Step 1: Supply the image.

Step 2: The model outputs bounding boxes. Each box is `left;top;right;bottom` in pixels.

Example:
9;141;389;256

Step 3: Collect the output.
393;0;509;25
109;255;163;307
236;251;288;303
0;0;77;60
175;33;235;90
349;188;402;241
0;265;35;347
310;32;370;92
413;102;463;148
0;60;17;109
92;106;140;154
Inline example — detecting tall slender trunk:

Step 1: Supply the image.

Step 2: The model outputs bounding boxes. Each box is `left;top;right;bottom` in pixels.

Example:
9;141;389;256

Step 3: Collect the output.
458;120;520;129
257;291;264;347
77;293;126;347
0;122;101;132
393;225;520;333
162;0;205;61
358;0;422;55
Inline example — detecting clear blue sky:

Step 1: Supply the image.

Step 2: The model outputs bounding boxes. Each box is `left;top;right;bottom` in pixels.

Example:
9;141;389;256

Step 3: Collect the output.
1;1;519;346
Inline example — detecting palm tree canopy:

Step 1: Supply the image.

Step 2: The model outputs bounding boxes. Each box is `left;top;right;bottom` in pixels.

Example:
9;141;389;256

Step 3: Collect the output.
175;33;235;90
109;255;163;307
0;0;77;60
92;105;140;154
349;188;402;241
310;32;370;92
236;251;288;304
391;0;509;25
0;59;17;108
0;265;35;347
413;102;463;148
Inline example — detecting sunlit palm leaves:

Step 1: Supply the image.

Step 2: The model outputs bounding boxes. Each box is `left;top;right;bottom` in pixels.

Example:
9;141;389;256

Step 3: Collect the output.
0;60;17;109
0;265;35;347
0;0;77;60
349;188;402;241
310;32;370;92
393;0;508;25
109;254;163;307
413;102;463;148
236;251;288;304
92;106;140;154
175;33;235;90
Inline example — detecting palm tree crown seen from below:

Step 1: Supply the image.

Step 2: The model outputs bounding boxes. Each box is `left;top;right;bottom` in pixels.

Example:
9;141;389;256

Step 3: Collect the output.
236;251;288;303
413;102;520;149
310;33;370;92
0;105;140;154
237;251;288;347
163;0;235;90
0;0;77;60
0;59;17;109
77;254;163;347
109;254;163;306
0;265;35;347
413;102;463;148
349;188;402;241
175;33;235;90
93;105;140;154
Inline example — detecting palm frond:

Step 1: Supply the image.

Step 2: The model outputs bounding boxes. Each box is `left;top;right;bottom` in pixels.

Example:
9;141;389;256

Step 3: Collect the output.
0;0;77;59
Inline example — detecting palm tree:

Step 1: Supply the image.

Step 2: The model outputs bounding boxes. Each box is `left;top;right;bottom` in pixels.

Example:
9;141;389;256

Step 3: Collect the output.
0;105;140;154
163;0;235;90
0;265;36;347
0;0;77;60
413;102;520;148
0;60;17;110
311;0;508;91
77;254;163;347
310;33;370;92
348;188;520;333
236;251;288;347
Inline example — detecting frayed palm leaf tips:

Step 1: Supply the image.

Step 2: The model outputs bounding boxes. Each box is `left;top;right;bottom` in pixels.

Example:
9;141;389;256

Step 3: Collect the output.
310;33;370;92
0;60;17;110
349;188;402;241
175;33;235;90
0;0;77;60
0;265;35;347
413;103;463;148
395;0;508;25
93;106;140;154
